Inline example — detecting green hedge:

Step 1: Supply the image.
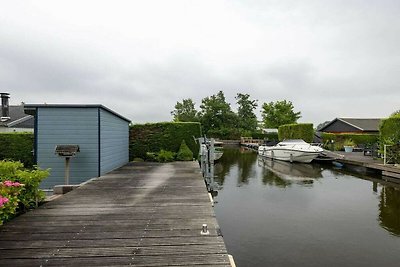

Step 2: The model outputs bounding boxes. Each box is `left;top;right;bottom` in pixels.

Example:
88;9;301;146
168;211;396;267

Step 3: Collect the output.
0;133;34;168
205;128;279;141
278;123;314;142
130;122;202;160
321;132;379;151
321;133;379;145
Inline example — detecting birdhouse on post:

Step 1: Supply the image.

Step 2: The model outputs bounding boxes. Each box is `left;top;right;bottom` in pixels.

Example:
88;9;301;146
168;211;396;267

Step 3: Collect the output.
54;145;80;185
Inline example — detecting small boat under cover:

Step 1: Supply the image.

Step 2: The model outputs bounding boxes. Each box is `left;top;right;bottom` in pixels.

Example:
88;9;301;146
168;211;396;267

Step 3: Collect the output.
198;138;224;162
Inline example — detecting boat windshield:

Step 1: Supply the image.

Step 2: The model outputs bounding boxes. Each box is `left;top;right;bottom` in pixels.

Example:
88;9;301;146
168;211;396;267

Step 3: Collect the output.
278;139;308;146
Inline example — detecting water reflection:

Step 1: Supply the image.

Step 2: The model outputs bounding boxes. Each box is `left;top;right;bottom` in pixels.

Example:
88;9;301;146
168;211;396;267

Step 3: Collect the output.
259;157;323;178
216;147;326;188
379;186;400;236
213;146;400;266
258;157;322;187
328;166;400;236
216;147;400;236
214;147;257;186
261;166;291;188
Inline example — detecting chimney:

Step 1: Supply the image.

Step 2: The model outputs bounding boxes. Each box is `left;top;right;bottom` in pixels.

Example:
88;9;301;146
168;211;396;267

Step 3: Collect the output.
1;93;10;121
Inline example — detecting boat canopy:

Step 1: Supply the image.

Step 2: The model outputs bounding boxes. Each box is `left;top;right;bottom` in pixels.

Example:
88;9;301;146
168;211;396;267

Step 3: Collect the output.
278;139;308;145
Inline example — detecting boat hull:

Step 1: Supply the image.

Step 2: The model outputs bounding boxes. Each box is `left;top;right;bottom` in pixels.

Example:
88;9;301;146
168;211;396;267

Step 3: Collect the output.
199;141;224;162
258;147;320;163
214;151;223;161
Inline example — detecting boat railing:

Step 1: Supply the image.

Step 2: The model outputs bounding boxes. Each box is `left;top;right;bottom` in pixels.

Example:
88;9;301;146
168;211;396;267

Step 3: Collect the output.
310;143;323;147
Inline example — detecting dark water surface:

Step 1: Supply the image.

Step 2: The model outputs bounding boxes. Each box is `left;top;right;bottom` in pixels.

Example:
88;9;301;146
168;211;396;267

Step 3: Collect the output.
213;147;400;267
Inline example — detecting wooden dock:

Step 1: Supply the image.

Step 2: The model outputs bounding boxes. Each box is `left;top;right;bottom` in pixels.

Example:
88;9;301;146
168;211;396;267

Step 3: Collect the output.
0;162;232;266
240;137;263;151
335;151;400;180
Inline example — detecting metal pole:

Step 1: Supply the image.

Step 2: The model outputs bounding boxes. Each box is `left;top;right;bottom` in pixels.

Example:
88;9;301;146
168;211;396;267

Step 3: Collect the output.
65;157;70;185
210;139;215;191
202;146;207;178
384;145;387;165
206;143;210;180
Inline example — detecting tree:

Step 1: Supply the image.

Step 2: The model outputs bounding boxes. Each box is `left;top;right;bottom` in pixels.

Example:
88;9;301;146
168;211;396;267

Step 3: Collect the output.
261;100;301;128
390;110;400;118
176;140;193;161
199;91;237;134
235;93;258;132
171;98;199;122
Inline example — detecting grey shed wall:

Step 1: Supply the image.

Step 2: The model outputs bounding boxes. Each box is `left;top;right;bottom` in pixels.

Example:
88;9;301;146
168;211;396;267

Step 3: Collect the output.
34;106;129;189
99;108;129;175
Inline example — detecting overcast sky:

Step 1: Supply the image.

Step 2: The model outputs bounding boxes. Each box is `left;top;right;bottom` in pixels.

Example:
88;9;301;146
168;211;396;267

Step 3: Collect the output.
1;0;399;125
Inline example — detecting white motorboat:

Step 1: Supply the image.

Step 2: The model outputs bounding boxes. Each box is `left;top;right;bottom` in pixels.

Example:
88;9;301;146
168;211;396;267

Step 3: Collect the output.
258;139;323;163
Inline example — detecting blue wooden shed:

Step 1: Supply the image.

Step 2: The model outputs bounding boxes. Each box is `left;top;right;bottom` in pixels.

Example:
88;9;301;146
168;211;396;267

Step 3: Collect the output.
24;104;130;189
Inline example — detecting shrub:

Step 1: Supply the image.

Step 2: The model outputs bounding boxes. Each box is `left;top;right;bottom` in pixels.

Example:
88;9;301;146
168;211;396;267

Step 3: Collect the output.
145;152;157;162
278;123;314;142
343;139;355;147
0;133;34;168
14;168;49;209
0;180;24;225
0;160;49;211
176;140;194;161
130;122;201;160
380;117;400;163
156;150;176;162
145;150;176;162
0;160;24;177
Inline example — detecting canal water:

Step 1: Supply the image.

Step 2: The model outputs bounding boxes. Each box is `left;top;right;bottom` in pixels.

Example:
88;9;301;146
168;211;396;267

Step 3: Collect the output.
213;147;400;267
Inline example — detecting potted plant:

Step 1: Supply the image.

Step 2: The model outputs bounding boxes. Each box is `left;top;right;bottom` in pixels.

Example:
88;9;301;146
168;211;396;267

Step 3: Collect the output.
343;139;355;152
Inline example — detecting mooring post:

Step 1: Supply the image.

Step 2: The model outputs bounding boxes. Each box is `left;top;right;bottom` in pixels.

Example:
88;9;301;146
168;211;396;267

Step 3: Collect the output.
205;143;210;185
201;223;209;235
201;144;207;177
383;144;390;165
210;139;215;190
65;157;70;185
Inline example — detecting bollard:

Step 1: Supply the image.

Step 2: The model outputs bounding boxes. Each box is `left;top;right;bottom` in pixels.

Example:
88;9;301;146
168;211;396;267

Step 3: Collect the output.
201;223;209;235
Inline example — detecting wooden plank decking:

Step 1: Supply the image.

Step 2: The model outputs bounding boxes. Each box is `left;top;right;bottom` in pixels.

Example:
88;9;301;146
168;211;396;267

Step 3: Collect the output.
335;151;400;180
0;162;231;266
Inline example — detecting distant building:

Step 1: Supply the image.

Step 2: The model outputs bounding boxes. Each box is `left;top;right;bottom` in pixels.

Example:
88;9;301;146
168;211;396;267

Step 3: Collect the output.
318;118;382;134
0;93;34;132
